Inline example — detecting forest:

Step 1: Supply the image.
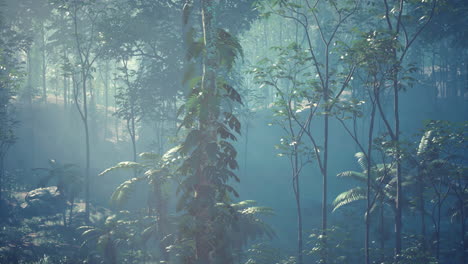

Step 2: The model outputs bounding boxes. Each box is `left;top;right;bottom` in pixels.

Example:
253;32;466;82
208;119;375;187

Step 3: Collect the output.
0;0;466;263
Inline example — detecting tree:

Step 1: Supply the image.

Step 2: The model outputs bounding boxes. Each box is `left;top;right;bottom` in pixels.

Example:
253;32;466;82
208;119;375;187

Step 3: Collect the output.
414;120;467;262
251;43;317;264
0;1;28;206
369;0;437;256
51;0;107;222
174;0;257;262
332;152;395;262
114;57;141;163
254;1;359;262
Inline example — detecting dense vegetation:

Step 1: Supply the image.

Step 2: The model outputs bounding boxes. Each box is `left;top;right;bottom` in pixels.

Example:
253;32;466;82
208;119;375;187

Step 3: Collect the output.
0;0;466;263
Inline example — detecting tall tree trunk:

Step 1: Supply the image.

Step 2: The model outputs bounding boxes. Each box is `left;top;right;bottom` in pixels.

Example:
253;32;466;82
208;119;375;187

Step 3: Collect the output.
83;75;91;223
461;199;466;264
63;49;68;109
394;72;402;256
380;197;385;262
41;22;47;103
418;168;427;250
127;116;137;163
26;48;35;167
194;1;218;262
436;192;441;260
72;3;92;222
365;100;376;264
0;153;4;205
321;39;331;264
104;61;109;138
293;149;303;264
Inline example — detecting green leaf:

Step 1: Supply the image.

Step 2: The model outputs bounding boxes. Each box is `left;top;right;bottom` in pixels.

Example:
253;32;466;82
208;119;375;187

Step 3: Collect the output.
337;171;366;182
110;177;145;207
99;161;144;176
332;187;366;212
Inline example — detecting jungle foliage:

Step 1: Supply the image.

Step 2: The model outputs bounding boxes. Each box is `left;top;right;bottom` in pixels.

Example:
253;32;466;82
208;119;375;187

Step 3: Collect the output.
0;0;466;264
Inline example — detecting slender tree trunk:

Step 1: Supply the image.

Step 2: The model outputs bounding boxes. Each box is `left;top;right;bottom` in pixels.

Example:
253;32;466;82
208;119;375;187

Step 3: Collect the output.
365;101;376;264
104;62;109;138
321;42;331;264
26;48;32;106
83;75;91;223
394;75;402;256
380;197;385;262
418;168;427;250
0;153;4;204
461;199;466;264
72;3;92;222
127;116;137;163
26;48;35;167
41;22;47;103
436;194;441;260
63;49;68;109
243;121;249;178
113;80;119;142
294;149;303;264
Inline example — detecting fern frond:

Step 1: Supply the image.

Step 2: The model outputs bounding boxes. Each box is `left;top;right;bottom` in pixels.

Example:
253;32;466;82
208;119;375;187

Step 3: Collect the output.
161;145;182;168
231;200;257;209
110;177;145;207
139;152;160;162
99;161;144;176
332;187;366;212
355;152;368;171
141;224;158;243
240;206;275;216
337;171;366;182
417;130;433;156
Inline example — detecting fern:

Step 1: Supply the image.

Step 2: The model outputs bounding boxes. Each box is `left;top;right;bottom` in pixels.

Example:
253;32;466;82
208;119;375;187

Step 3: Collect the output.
417;130;433;156
337;171;366;182
332;187;366;212
354;152;368;172
98;161;143;176
110;177;144;207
